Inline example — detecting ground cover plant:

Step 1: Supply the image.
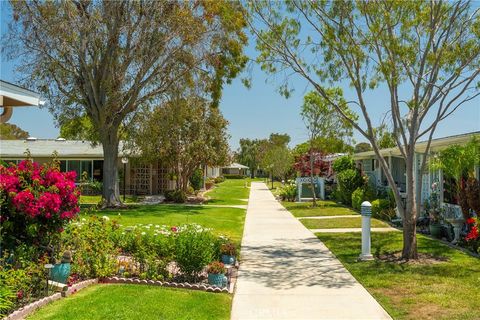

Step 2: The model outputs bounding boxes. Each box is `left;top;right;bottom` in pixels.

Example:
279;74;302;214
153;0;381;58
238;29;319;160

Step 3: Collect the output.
282;201;359;217
28;284;231;320
205;178;250;205
301;217;389;229
316;232;480;320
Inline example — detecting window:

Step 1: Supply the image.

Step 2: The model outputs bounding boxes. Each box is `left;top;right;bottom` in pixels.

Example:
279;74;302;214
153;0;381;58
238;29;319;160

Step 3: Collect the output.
68;160;81;182
81;160;93;180
60;160;67;172
93;160;103;182
1;159;19;166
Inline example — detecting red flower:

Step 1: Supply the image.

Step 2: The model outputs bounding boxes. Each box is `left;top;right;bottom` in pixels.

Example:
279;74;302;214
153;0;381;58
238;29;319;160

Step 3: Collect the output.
465;226;479;241
171;226;178;232
466;218;476;225
16;290;23;300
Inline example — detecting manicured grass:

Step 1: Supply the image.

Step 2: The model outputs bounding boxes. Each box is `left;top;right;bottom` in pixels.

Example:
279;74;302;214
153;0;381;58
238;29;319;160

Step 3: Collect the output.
282;200;359;217
79;195;138;204
90;204;245;242
316;232;480;320
301;217;389;229
205;178;250;205
28;284;231;320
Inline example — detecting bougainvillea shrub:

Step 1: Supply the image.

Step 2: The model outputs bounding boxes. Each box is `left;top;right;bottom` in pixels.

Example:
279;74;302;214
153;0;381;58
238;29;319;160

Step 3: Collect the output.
0;160;80;252
464;217;479;253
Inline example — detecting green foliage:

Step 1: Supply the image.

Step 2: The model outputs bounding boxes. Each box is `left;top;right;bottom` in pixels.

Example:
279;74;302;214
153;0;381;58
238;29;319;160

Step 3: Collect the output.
206;261;225;274
354;142;372;153
60;216;118;278
0;284;15;318
332;155;355;173
278;183;297;202
223;174;245;179
174;225;217;280
214;176;225;184
351;188;365;211
189;169;204;191
336;169;364;206
371;199;395;221
220;242;237;256
0;123;29;140
164;190;187;203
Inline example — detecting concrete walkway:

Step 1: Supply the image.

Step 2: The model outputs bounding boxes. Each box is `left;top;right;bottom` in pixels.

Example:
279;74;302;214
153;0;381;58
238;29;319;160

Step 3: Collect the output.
231;182;391;320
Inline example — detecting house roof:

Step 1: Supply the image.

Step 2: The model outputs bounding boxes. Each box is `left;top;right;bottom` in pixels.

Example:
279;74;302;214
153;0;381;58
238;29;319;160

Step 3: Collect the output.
223;162;249;169
0;80;43;107
0;139;126;159
353;131;480;160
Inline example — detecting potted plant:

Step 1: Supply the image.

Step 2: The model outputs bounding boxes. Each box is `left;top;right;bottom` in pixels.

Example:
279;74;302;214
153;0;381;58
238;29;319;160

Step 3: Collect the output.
220;242;237;265
427;183;443;238
206;261;227;288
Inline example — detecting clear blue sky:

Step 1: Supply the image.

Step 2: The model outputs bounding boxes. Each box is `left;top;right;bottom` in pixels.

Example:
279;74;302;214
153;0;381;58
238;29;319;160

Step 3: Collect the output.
1;2;479;151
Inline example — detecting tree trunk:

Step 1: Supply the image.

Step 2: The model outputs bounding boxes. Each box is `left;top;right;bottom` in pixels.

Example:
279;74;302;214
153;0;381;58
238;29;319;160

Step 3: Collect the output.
402;158;418;260
309;150;317;207
100;130;122;208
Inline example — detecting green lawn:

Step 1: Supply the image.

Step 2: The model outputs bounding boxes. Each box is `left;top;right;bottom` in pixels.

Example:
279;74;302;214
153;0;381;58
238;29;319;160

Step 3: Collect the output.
301;216;389;229
90;204;246;242
282;200;359;217
28;284;231;320
79;195;138;204
316;232;480;320
205;179;250;205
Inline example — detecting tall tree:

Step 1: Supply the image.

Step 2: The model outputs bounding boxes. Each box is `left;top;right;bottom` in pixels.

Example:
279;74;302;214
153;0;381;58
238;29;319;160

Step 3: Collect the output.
129;95;230;193
0;123;29;139
6;0;247;207
237;138;263;178
300;89;355;206
250;0;480;259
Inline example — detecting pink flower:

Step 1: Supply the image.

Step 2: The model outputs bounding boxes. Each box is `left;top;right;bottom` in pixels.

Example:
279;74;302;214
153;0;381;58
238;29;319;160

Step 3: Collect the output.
171;226;178;232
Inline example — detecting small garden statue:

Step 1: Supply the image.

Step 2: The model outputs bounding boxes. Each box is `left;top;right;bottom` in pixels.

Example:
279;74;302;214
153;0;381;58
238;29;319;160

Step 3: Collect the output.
51;250;72;284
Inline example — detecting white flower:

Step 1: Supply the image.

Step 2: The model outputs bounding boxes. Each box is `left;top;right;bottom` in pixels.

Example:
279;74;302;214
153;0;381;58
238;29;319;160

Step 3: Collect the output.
102;216;110;221
141;232;146;235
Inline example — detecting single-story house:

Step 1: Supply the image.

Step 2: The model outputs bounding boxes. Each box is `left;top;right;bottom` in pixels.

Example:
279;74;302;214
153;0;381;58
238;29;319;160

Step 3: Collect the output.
353;131;480;218
221;162;249;176
0;138;220;195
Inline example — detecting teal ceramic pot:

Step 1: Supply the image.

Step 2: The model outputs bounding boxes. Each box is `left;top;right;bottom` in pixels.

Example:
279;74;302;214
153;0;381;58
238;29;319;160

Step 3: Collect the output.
221;254;235;265
429;223;443;239
51;263;71;284
208;273;227;288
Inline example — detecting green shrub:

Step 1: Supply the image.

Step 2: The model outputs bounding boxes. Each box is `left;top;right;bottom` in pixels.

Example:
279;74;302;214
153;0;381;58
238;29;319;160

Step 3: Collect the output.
279;184;297;202
214;176;225;184
164;190;187;203
189;169;204;191
336;169;364;206
175;224;216;281
332;155;355;173
351;188;365;211
60;216;117;279
0;284;15;318
371;199;395;221
223;174;245;179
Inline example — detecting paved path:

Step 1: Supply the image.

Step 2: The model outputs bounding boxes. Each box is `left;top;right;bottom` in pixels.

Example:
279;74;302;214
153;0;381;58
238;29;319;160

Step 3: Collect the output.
231;182;391;320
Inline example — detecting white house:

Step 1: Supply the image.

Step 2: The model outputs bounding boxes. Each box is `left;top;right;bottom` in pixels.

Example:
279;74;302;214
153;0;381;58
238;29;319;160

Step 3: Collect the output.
353;131;480;218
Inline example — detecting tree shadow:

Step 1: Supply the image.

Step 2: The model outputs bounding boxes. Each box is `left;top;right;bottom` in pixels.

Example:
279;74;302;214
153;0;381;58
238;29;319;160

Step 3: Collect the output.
238;237;357;290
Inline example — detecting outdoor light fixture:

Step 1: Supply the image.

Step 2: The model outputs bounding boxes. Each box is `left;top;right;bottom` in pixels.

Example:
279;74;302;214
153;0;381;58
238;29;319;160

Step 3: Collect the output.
121;157;129;201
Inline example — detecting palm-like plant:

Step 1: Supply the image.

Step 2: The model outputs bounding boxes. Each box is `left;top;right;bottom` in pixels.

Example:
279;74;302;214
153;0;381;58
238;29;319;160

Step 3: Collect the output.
429;137;480;220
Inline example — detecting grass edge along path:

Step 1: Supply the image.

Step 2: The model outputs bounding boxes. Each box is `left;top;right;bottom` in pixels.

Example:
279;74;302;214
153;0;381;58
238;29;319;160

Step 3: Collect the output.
28;284;231;320
301;216;389;229
205;179;251;205
316;232;480;320
281;200;360;217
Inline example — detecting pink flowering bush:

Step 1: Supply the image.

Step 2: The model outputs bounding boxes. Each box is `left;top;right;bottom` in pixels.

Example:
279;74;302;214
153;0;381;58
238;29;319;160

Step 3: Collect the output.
0;160;80;251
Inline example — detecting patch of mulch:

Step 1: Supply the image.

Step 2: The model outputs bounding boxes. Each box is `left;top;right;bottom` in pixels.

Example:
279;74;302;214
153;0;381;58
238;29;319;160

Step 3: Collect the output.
376;251;449;264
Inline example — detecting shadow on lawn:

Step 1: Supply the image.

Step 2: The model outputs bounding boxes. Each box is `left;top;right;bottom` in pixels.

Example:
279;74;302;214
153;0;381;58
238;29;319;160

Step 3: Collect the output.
239;237;357;290
86;204;213;218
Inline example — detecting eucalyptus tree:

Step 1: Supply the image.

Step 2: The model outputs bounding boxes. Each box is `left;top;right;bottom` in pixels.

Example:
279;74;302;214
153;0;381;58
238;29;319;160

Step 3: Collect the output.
6;0;247;207
250;0;480;259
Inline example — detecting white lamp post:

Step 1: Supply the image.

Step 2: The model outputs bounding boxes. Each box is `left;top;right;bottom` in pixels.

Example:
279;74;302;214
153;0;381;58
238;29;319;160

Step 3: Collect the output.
121;157;129;201
359;201;374;261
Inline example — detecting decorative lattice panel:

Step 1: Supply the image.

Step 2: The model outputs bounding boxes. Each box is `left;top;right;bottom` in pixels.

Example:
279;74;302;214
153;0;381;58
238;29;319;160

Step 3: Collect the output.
133;164;151;195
